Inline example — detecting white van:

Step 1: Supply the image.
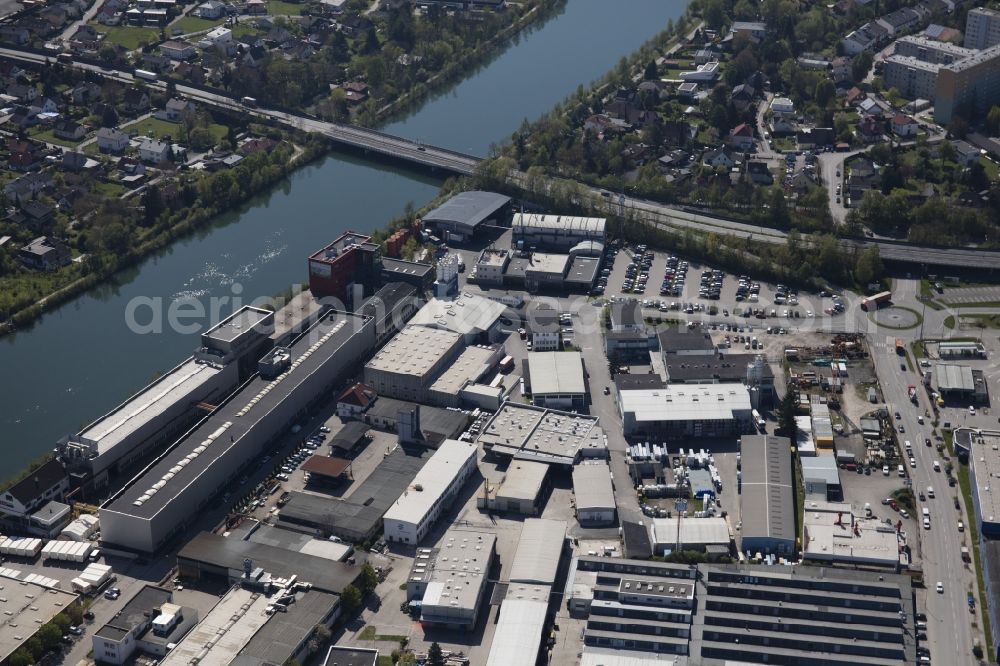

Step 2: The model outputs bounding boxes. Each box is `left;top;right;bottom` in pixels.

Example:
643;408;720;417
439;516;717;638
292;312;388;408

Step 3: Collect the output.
898;464;905;477
922;507;931;518
904;440;912;450
927;486;934;498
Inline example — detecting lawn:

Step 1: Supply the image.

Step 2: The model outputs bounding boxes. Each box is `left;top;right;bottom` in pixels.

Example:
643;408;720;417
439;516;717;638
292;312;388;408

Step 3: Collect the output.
123;116;185;142
94;25;160;50
29;127;84;148
230;23;260;38
170;14;225;34
981;155;999;181
92;181;128;199
772;137;796;152
268;0;304;14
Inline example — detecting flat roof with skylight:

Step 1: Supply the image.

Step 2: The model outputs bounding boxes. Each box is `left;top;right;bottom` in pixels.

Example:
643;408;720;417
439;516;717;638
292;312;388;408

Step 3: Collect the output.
478;403;606;466
365;325;463;379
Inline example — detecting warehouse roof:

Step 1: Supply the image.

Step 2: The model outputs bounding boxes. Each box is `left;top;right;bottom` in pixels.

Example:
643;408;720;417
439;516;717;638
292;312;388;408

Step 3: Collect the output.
527;351;585;396
739;435;794;545
74;357;227;457
106;311;370;519
203;306;273;345
565;256;600;285
619;386;752;423
0;583;79;663
301;455;352;478
429;345;497;395
365;325;462;378
408;293;507;337
330;420;370;453
233;589;340;666
478;403;606;465
802;501;901;566
486;587;550;666
278;447;427;540
969;431;1000;526
650;517;731;550
496;460;550;503
94;585;173;642
513;213;606;235
936;363;975;391
322;646;379;666
423;191;511;232
509;518;566;585
383;439;476;526
161;587;270;666
524;252;570;276
364;398;469;444
177;532;361;595
572;462;616;512
800;454;841;485
657;327;716;354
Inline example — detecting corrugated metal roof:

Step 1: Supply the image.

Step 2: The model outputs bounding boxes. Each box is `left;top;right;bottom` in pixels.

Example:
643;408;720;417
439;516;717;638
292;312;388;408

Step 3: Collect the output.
509;518;566;585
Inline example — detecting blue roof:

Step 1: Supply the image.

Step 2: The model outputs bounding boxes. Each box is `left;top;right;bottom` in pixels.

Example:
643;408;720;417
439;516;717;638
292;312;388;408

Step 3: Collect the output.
423;191;511;231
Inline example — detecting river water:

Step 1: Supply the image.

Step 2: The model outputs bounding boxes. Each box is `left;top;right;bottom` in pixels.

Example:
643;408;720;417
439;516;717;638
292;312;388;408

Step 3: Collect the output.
0;0;685;475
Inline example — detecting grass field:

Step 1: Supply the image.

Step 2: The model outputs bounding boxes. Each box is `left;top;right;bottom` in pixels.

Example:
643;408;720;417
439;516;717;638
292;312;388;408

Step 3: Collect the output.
170;15;224;34
268;0;304;14
124;116;184;141
94;25;160;50
29;127;84;148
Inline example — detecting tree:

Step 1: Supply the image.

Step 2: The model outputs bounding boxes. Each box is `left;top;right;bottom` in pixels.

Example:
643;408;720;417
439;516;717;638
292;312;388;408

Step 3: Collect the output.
776;389;797;440
814;79;835;107
853;246;883;286
851;51;873;82
988;105;1000;134
36;624;62;653
362;28;379;55
143;184;164;225
340;584;362;615
643;60;657;80
427;642;445;666
360;563;379;593
936;139;956;163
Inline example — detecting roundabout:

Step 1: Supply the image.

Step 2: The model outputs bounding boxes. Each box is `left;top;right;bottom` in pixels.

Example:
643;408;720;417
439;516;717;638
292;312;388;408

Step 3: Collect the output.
869;305;922;330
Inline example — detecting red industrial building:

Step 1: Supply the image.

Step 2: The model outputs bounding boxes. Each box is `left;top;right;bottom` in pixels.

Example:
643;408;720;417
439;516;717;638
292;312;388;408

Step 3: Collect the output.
307;232;381;304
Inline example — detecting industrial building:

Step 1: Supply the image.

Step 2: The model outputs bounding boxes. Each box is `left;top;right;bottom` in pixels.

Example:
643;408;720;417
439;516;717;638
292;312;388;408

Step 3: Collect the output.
617;386;753;438
380;257;435;293
610;301;643;332
479;403;607;466
382;439;478;545
662;353;766;385
473;248;510;284
406;528;497;629
526;351;587;410
101;310;375;553
513;213;607;251
362;398;469;445
93;586;197;665
658;327;716;357
738;435;794;555
564;556;696;659
485;518;566;666
0;580;79;663
605;330;654;362
277;447;427;542
307;232;381;304
572;461;616;525
176;531;362;594
0;459;69;529
526;307;562;351
356;281;421;348
59;308;274;486
363;325;464;403
426;344;504;408
650;517;731;556
478;459;550;515
936;363;988;404
407;292;508;343
801;454;842;501
967;430;1000;538
421;191;511;242
802;500;903;568
323;647;379;666
938;340;987;358
689;564;917;665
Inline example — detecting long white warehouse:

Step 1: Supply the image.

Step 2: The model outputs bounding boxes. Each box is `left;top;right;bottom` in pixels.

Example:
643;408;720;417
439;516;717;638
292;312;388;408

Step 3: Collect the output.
383;439;478;545
100;311;375;553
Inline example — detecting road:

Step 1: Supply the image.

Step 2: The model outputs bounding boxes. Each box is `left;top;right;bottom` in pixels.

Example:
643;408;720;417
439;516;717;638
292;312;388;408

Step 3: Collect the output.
848;278;983;663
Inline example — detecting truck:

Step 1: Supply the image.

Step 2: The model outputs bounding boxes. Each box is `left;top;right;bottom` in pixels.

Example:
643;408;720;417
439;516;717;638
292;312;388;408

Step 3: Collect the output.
861;291;892;311
241;96;257;108
908;385;918;404
134;69;158;81
895;338;905;355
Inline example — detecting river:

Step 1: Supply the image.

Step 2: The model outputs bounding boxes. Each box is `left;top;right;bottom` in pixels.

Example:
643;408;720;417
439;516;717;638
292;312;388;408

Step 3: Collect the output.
0;0;685;476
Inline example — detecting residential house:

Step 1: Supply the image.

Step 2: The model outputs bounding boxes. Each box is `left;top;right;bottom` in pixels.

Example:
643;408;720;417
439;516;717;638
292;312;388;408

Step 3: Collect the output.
96;127;130;153
877;7;922;37
141;53;172;73
29;97;59;117
797;55;831;71
70;81;101;105
747;161;773;185
727;123;755;151
842;22;885;54
203;25;234;51
160;39;196;61
342;81;369;104
195;0;225;18
730;83;755;111
155;98;196;122
337;382;378;419
173;62;206;85
53;119;87;141
4;171;53;203
730;21;767;40
769;96;795;116
846;157;880;201
11;201;55;228
8;151;41;172
662;120;692;147
891;113;918;137
0;459;69;517
122;88;150;114
769;115;796;135
246;0;266;13
96;5;122;25
620;143;651;168
283;40;315;61
676;81;698;98
264;25;293;46
858;97;881;116
694;45;720;66
138;137;171;163
339;14;373;36
796;127;835;147
857;114;884;142
6;83;37;104
0;61;24;80
238;136;278;155
40;5;69;29
956;190;989;208
62;151;93;172
831;56;852;83
845;86;865;106
703;147;738;168
951;139;981;166
93;102;120;127
0;26;29;45
56;188;84;212
657;149;689;171
923;23;962;43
